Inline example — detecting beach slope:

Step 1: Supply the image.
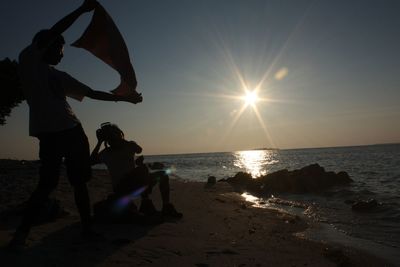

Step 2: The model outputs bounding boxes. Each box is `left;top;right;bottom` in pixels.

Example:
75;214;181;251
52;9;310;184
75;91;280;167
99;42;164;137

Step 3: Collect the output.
0;160;389;266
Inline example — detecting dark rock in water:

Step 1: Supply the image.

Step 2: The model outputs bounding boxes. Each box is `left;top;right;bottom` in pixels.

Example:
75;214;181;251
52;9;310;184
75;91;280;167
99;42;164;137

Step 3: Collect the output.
207;176;216;185
352;199;378;212
225;163;353;194
344;199;355;205
226;172;264;193
229;172;252;184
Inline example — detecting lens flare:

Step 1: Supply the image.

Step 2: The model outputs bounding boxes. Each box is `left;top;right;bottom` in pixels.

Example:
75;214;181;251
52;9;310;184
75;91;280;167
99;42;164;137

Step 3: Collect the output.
113;185;148;213
274;67;288;81
165;166;176;175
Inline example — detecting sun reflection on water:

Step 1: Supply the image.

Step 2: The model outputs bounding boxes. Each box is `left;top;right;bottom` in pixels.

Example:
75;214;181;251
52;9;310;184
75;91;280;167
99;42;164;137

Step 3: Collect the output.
233;150;278;178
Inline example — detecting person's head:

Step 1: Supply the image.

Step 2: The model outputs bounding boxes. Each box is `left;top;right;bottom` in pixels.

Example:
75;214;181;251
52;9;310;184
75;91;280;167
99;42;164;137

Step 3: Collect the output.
33;29;65;65
98;122;125;147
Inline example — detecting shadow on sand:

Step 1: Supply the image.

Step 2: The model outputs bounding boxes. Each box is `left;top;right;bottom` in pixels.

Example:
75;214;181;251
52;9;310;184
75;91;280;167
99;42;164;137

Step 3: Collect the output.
1;221;156;267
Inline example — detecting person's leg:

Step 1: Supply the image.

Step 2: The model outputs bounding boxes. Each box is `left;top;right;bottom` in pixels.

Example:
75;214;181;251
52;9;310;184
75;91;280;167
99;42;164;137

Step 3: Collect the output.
18;160;62;231
10;135;62;246
64;125;93;234
133;165;153;199
72;182;92;232
120;167;156;213
151;171;170;205
116;168;150;197
131;173;157;216
151;171;183;218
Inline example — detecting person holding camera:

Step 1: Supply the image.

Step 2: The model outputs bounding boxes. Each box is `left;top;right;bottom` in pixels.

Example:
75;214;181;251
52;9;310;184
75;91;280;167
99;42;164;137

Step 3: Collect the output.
90;123;182;220
9;0;142;248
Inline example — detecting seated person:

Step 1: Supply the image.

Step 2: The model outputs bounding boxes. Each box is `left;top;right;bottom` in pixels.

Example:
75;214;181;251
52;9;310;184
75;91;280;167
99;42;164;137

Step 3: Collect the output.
90;122;182;219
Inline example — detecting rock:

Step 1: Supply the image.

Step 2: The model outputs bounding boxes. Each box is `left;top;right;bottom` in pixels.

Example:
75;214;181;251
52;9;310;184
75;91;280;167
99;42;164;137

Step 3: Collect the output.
225;164;353;194
207;176;216;185
336;171;353;184
344;199;355;205
351;199;378;212
228;172;253;184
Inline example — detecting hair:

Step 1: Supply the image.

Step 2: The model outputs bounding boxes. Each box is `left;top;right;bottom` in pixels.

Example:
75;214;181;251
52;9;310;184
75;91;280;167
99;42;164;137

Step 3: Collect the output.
101;123;125;147
32;29;65;49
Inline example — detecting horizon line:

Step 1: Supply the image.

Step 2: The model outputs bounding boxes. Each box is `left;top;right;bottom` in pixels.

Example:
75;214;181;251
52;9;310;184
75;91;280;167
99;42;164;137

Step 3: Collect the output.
1;142;398;161
145;142;400;157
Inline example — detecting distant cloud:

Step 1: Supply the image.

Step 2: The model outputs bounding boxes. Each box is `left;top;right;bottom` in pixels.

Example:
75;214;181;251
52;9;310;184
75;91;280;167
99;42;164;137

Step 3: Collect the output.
230;109;238;117
274;67;288;81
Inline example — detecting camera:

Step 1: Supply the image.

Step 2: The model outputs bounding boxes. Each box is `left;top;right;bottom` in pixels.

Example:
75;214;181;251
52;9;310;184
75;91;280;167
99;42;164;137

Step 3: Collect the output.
96;122;111;140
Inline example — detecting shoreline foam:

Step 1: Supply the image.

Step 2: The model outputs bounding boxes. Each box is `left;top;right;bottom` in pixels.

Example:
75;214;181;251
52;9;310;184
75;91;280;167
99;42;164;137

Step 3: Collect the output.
240;190;399;265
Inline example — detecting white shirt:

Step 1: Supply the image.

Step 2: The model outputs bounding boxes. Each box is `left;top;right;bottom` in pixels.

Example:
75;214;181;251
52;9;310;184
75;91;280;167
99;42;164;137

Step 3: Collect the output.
18;43;90;136
98;141;140;191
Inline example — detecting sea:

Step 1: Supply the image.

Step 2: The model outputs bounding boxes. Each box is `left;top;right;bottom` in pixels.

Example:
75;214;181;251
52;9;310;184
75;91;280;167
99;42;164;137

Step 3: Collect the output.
97;143;400;262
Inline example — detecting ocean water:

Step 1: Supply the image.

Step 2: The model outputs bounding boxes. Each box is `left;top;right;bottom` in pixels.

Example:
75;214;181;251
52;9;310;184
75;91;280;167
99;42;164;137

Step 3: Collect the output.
96;144;400;253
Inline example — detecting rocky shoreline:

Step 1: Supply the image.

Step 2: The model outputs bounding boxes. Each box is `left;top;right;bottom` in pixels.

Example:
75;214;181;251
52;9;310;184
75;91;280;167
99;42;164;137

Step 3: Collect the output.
220;163;353;194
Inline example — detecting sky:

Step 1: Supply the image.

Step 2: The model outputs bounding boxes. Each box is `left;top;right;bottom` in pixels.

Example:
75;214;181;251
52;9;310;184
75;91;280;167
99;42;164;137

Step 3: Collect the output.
0;0;399;159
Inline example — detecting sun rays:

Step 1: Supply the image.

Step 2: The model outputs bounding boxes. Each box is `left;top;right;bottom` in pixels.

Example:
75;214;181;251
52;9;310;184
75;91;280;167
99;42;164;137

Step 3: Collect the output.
214;78;277;149
170;9;313;151
243;90;258;107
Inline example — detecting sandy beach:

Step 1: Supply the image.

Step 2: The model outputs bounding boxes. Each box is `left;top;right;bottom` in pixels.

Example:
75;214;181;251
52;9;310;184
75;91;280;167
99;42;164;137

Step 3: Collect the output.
0;160;391;266
1;1;399;266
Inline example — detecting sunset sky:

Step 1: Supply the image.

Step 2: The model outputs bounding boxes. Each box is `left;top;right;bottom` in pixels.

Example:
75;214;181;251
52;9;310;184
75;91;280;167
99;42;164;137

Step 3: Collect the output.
1;0;399;159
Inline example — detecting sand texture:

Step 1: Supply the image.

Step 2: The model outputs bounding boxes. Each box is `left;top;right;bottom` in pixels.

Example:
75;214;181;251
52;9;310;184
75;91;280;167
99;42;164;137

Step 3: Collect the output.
0;160;391;266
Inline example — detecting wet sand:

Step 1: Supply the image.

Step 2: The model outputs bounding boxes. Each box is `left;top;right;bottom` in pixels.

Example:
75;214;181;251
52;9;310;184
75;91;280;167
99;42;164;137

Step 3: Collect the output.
0;160;391;266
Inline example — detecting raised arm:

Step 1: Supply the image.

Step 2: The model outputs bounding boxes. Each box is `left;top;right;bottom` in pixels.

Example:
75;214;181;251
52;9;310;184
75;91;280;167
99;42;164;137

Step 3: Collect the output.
90;129;104;165
90;141;102;165
36;0;98;49
50;0;98;36
86;90;143;104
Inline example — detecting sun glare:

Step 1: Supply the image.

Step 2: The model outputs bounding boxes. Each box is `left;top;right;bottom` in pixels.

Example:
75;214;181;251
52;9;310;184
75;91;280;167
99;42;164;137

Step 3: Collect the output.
244;90;258;106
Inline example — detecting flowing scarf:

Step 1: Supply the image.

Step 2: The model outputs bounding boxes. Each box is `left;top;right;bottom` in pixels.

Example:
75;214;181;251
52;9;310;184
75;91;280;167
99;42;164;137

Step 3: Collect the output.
72;4;138;96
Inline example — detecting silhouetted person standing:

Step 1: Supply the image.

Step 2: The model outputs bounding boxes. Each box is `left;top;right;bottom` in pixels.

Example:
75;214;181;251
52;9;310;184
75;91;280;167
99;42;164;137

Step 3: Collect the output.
9;0;142;248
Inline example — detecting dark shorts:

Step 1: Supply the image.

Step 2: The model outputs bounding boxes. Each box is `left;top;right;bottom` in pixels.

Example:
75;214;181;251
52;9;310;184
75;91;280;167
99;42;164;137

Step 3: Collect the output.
38;124;92;186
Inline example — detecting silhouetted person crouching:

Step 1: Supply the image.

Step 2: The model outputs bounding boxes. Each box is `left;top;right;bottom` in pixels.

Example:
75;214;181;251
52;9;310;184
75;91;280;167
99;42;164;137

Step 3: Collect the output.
90;123;182;220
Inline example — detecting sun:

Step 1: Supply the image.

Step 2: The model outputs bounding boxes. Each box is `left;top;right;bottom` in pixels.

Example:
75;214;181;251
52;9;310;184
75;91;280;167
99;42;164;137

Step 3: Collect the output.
243;90;259;106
